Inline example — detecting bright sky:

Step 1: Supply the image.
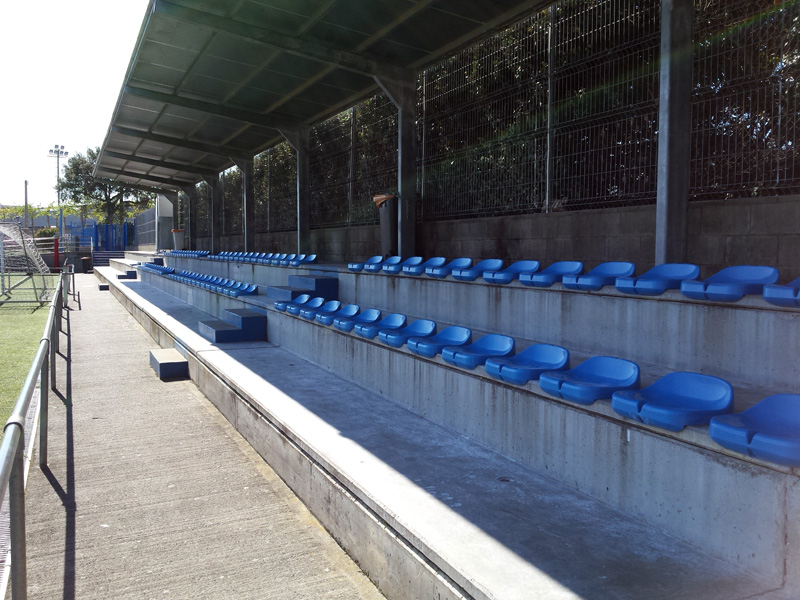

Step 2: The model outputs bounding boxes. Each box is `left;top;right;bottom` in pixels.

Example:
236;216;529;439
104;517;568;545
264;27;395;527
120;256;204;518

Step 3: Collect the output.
0;0;152;208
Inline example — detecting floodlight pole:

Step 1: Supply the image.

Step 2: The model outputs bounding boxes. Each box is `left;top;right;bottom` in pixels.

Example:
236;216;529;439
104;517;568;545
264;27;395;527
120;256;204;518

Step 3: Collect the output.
47;144;69;239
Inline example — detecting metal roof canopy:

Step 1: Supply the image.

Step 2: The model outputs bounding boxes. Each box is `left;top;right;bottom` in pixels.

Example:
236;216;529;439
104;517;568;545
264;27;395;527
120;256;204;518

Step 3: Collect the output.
94;0;553;190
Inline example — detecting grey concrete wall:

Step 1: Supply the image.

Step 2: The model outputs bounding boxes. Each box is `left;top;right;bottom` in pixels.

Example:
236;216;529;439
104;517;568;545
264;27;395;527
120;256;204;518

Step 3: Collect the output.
271;309;799;584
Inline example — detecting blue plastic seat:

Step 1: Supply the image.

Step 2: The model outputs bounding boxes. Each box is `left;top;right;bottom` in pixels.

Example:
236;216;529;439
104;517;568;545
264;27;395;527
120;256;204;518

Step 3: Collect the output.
616;263;700;296
384;256;421;274
539;356;640;405
333;308;381;332
287;254;306;266
300;299;340;320
681;265;780;302
612;372;733;431
287;296;323;316
270;253;288;265
484;343;569;385
316;304;359;326
404;257;445;276
364;256;393;273
519;261;583;287
562;262;635;291
426;257;472;279
275;294;309;313
763;276;800;308
407;326;472;358
451;259;503;282
279;253;297;266
709;395;800;467
290;254;317;267
442;334;515;370
348;255;382;272
257;253;275;264
354;313;407;339
483;260;540;285
378;319;436;348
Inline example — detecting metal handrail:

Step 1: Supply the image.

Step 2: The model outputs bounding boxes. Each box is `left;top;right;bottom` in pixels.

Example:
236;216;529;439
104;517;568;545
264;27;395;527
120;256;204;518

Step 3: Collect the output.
0;272;68;598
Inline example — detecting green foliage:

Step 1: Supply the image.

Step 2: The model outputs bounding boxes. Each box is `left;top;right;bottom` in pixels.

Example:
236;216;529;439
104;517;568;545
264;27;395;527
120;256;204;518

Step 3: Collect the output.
34;227;58;238
57;147;155;225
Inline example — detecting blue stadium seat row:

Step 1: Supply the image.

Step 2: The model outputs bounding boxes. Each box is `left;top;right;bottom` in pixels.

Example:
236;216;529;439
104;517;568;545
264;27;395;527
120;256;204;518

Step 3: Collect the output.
347;255;797;305
207;251;317;266
166;270;258;297
164;250;209;258
274;294;799;466
137;263;175;276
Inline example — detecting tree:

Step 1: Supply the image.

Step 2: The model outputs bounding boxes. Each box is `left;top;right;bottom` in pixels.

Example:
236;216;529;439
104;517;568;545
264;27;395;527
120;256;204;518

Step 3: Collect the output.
57;147;155;224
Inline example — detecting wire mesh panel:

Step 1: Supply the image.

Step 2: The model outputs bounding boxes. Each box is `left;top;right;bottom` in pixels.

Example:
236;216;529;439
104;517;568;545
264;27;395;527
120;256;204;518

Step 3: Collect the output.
265;143;297;233
352;95;397;225
550;0;660;210
691;0;800;200
310;110;353;228
221;167;243;235
420;12;551;220
195;182;211;237
254;151;269;232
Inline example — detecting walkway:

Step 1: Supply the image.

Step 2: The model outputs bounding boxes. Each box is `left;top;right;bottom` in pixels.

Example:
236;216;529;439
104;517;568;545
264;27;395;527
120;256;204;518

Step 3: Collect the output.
21;274;384;600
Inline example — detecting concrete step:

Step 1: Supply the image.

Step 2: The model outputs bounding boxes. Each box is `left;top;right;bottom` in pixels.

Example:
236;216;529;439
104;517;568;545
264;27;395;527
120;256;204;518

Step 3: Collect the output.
116;270;137;280
287;275;338;299
223;309;266;339
266;286;306;301
198;320;244;343
149;348;189;380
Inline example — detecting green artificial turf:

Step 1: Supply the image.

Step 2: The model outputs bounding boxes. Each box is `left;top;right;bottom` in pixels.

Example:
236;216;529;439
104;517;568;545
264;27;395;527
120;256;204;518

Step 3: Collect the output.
0;305;49;427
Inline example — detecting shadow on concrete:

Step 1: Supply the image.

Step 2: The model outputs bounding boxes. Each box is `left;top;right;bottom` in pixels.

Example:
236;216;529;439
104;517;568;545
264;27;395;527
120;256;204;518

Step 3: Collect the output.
42;308;75;600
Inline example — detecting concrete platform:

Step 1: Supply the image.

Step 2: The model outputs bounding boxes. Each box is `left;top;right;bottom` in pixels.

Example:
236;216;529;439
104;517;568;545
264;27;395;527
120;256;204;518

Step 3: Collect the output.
89;267;790;599
149;347;189;380
22;274;384;600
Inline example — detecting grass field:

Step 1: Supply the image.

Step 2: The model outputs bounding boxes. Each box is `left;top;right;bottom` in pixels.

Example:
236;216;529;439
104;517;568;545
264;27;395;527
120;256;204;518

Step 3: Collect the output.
0;275;54;426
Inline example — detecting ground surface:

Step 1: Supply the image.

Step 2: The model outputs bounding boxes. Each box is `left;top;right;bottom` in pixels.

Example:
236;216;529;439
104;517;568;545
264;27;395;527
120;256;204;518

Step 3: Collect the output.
20;274;384;600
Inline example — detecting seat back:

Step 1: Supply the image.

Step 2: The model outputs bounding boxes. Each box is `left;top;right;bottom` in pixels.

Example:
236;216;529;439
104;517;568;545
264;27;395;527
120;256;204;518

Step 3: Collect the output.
746;394;800;434
405;319;437;336
505;260;540;273
642;263;700;281
355;308;381;323
305;297;325;309
302;254;317;263
445;257;472;269
588;261;636;278
383;256;403;266
365;255;383;265
542;261;583;275
418;257;446;269
651;372;733;408
291;294;311;306
520;343;569;368
435;326;472;345
707;265;780;285
401;256;423;267
337;304;360;318
378;313;407;328
320;300;341;313
574;356;639;384
472;334;515;353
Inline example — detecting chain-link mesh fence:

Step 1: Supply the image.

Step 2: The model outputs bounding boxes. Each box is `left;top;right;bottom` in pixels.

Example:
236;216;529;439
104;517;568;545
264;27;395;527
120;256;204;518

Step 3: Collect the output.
254;143;297;233
195;181;211;237
221;167;243;235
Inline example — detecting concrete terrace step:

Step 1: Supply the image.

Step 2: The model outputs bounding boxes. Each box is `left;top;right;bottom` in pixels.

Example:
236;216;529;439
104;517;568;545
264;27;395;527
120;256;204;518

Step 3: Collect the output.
266;285;306;301
198;308;267;343
96;272;781;600
287;274;338;298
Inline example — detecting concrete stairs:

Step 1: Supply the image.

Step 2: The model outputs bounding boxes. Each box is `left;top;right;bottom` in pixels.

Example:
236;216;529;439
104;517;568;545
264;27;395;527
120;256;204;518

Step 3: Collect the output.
93;251;125;266
198;308;267;343
266;273;338;302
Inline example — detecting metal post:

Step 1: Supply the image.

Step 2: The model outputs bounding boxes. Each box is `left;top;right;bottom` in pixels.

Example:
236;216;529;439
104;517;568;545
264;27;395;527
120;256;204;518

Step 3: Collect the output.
280;129;311;254
239;159;256;252
9;435;28;599
50;317;57;391
39;351;49;469
348;106;357;225
655;0;694;264
1;234;5;296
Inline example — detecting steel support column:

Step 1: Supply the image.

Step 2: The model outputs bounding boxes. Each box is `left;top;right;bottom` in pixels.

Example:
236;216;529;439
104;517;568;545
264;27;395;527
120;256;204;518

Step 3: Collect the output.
655;0;694;264
204;176;221;255
375;73;417;257
182;185;197;251
281;129;310;254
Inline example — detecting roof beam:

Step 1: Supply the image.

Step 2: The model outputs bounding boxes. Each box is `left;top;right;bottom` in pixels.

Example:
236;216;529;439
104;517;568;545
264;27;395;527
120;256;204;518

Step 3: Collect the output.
125;85;300;132
104;150;220;178
95;167;193;189
110;125;247;162
93;178;171;195
153;0;409;79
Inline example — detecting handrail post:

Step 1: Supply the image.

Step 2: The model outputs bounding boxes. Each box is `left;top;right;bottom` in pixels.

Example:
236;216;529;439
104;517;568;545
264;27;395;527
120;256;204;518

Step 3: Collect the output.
9;434;27;599
49;319;56;392
39;352;49;469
